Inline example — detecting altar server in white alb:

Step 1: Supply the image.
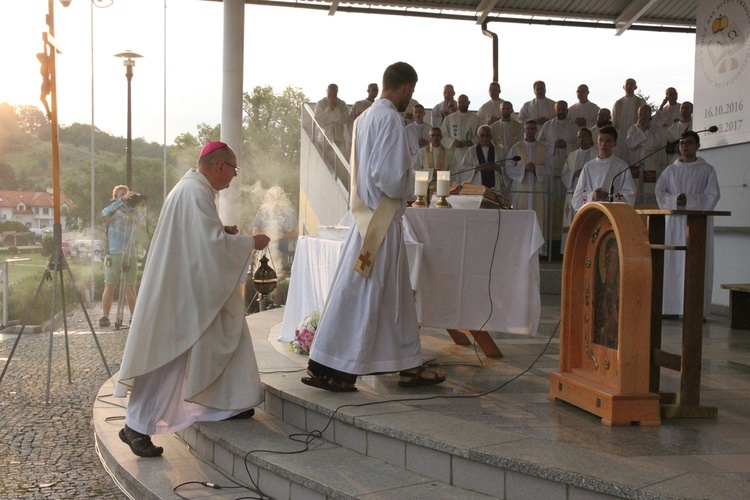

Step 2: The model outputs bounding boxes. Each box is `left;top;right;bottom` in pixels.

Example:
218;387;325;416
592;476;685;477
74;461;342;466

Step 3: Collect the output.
572;125;636;210
114;142;270;457
305;62;445;392
655;130;720;318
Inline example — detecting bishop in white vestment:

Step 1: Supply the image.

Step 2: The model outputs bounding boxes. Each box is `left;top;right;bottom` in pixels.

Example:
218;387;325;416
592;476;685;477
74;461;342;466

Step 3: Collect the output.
115;142;268;457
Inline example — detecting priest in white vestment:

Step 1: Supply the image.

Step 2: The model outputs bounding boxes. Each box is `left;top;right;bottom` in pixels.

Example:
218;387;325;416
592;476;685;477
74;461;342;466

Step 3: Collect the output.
538;100;579;242
460;125;506;188
569;84;600;128
405;104;431;157
412;127;458;186
655;131;720;318
400;98;419;124
431;83;457;127
626;105;666;205
476;82;504;125
506;120;551;251
561;128;597;252
350;83;378;122
653;87;681;128
441;94;480;166
612;78;646;160
306;62;445;392
590;107;614;145
572;125;636;210
314;83;349;152
666;101;693;165
114;141;269;457
490;101;523;151
518;80;555;127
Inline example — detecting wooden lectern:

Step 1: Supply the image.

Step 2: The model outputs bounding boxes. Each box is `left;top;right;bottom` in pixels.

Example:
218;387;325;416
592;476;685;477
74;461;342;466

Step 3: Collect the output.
639;209;730;419
549;203;661;426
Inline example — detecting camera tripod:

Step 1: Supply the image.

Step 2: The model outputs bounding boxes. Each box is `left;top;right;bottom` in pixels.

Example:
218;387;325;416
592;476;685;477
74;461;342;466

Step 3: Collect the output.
0;225;112;404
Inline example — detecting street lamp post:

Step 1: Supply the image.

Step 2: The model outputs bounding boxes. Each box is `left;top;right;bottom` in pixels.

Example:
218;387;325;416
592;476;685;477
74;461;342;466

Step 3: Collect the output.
114;50;142;188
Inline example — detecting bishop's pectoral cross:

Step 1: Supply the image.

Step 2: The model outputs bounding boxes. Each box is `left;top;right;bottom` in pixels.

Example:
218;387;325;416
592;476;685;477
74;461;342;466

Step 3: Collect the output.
357;251;373;272
614;192;624;201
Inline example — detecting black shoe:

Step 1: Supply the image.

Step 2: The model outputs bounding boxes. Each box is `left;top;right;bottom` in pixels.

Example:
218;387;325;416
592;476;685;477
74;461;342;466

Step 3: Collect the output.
224;408;255;420
99;316;110;327
119;425;163;457
662;314;679;320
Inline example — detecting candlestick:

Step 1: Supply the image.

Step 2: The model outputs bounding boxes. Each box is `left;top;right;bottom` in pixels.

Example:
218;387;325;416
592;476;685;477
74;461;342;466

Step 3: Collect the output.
436;170;450;197
414;170;429;196
413;170;429;208
434;171;452;208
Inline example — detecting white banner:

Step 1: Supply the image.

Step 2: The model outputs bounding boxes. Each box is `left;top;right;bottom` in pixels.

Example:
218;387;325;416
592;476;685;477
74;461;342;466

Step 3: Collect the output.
695;0;750;148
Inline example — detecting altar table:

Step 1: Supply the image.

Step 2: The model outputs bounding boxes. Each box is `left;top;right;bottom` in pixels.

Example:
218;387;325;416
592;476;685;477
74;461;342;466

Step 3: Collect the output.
279;208;544;353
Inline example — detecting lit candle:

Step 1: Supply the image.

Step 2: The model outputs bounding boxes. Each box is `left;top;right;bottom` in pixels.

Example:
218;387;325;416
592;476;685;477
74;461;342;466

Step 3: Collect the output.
414;170;429;196
436;170;450;197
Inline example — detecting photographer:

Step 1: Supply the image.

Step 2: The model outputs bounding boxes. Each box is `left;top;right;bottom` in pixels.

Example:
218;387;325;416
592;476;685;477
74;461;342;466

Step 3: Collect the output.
99;185;139;328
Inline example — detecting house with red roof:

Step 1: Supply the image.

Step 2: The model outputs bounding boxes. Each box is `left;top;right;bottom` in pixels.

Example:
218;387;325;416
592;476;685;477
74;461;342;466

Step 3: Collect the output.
0;189;74;230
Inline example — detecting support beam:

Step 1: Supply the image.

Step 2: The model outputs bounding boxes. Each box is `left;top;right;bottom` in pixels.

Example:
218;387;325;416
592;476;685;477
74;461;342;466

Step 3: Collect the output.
328;0;339;16
219;0;244;226
476;0;499;25
615;0;659;36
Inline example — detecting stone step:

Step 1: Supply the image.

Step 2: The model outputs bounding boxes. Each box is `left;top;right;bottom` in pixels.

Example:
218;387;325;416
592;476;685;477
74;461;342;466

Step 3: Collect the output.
94;377;495;499
182;407;496;500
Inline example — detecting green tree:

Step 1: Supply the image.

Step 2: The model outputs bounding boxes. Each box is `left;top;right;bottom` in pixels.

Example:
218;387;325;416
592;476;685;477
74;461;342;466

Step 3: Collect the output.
15;105;48;135
0;221;29;233
0;161;17;188
172;123;221;170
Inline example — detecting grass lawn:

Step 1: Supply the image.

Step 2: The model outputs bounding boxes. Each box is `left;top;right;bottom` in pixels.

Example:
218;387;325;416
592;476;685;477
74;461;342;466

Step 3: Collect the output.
3;253;102;286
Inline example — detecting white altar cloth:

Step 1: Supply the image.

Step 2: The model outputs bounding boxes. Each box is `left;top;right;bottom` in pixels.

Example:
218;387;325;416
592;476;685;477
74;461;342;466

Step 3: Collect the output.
279;234;423;341
279;209;543;342
403;208;543;334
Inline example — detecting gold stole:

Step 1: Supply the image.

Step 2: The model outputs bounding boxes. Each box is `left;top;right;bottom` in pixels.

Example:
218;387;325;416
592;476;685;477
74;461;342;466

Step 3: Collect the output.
424;145;446;171
350;119;401;279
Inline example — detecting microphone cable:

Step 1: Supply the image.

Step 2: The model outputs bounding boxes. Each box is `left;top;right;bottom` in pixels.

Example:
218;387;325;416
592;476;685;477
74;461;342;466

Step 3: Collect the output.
237;208;559;498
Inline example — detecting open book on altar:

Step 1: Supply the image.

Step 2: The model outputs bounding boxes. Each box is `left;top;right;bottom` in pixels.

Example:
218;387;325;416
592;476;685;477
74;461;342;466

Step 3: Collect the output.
449;182;512;209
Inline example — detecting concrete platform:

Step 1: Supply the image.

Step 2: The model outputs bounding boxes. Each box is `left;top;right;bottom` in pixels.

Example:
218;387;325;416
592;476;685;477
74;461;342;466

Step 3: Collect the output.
94;297;750;499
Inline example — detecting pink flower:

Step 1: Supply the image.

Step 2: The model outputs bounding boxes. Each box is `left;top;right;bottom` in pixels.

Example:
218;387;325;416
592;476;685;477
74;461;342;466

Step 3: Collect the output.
290;311;320;355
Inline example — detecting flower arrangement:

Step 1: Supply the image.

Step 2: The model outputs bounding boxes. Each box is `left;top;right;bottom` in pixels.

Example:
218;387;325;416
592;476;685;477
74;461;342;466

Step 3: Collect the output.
291;311;319;355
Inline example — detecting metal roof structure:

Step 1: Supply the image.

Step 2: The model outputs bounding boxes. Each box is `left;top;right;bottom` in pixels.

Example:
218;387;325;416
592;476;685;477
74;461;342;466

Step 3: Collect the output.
216;0;697;34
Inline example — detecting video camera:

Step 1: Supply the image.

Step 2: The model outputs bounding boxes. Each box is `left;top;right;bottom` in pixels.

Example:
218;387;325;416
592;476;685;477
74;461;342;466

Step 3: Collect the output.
126;193;148;207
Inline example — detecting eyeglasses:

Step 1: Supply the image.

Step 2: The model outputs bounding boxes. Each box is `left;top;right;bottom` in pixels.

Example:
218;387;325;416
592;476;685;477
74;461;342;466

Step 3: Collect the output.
223;161;239;173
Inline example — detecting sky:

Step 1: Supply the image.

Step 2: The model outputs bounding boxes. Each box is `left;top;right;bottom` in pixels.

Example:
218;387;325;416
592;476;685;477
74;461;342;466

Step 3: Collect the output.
1;0;697;145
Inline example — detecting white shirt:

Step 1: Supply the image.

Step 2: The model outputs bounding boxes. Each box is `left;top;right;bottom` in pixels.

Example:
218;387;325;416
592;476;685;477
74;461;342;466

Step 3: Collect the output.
405;121;432;157
569;101;600;128
571;155;636;210
477;98;504;124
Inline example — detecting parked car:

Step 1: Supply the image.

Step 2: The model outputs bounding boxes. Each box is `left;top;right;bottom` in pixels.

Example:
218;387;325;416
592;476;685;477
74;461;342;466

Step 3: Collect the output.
71;239;105;261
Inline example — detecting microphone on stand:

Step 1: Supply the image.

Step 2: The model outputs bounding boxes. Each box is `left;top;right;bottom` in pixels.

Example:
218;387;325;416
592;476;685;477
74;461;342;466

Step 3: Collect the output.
607;126;718;202
449;156;522;178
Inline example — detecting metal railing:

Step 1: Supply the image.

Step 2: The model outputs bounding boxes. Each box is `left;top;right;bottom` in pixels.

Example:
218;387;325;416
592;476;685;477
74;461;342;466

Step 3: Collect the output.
301;103;351;204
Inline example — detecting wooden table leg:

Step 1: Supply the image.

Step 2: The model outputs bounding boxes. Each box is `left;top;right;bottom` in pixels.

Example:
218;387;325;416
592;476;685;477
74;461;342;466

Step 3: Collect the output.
645;214;665;395
446;329;503;358
662;214;717;418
